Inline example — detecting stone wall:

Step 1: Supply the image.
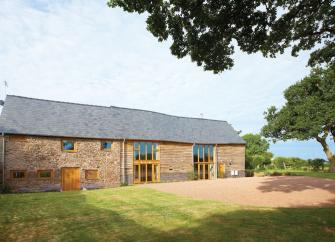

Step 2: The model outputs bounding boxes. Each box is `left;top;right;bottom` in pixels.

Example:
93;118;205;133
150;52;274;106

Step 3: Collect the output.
4;135;121;192
217;144;245;177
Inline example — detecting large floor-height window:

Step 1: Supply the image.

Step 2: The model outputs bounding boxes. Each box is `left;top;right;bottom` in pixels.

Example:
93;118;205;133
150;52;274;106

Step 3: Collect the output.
193;144;214;179
133;142;160;183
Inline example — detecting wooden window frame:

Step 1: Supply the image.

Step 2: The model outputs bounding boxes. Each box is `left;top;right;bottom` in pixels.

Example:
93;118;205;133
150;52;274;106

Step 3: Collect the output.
85;169;99;180
101;141;113;151
37;169;54;179
193;144;215;180
133;142;160;184
62;140;77;153
10;170;27;180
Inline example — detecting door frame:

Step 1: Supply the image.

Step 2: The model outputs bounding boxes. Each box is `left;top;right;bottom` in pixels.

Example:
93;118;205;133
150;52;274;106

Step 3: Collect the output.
61;167;81;191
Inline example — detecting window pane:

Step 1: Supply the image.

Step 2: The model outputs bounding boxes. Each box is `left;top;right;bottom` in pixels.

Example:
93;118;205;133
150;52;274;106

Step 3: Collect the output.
134;165;139;181
209;145;214;161
101;141;112;150
39;170;51;178
204;145;209;162
140;164;146;182
134;150;140;160
63;140;75;151
147;143;153;160
153;143;158;160
140;142;146;160
13;171;25;179
134;142;140;150
199;145;204;162
147;164;152;182
193;144;198;162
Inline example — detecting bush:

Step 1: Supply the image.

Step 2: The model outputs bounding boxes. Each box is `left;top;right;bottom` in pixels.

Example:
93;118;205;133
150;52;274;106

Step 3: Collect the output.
308;158;326;171
245;169;254;177
270;171;283;176
0;184;11;193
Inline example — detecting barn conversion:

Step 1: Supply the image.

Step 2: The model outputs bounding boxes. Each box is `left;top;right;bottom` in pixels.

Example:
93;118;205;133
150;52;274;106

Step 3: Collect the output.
0;95;245;192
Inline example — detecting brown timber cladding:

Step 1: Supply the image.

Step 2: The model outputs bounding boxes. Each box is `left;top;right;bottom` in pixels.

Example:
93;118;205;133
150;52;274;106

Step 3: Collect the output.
217;144;245;177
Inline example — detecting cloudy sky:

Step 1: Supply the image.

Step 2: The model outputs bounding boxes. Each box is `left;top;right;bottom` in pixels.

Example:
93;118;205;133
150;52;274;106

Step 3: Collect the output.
0;0;333;159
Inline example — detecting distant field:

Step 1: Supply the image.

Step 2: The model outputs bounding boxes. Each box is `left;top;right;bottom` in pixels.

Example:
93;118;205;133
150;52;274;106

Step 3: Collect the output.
1;187;335;241
255;169;335;180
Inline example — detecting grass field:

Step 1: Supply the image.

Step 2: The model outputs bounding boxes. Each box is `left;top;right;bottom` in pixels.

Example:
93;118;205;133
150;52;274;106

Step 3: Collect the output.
255;169;335;180
1;187;335;242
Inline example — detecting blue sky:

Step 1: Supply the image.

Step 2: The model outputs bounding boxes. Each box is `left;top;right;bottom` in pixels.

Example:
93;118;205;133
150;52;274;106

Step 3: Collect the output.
0;0;333;159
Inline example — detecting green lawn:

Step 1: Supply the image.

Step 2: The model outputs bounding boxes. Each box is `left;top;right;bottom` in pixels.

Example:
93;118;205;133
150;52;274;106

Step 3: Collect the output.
255;169;335;180
1;187;335;242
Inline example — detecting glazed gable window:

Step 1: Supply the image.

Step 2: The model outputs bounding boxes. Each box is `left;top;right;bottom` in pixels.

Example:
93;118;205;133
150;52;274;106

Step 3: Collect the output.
11;170;26;179
134;142;160;161
62;140;76;152
101;141;113;151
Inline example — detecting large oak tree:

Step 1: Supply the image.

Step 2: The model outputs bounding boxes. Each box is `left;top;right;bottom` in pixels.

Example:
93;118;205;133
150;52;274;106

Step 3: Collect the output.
262;65;335;171
108;0;335;73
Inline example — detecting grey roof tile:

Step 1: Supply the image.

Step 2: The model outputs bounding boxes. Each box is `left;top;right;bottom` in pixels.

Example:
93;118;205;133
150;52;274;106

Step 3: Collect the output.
0;95;245;144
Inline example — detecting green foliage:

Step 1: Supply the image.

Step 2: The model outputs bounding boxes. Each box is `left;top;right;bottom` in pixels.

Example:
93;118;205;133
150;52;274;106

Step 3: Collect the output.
108;0;335;73
272;156;308;169
245;169;254;177
308;158;326;171
262;65;335;170
0;184;11;194
242;133;272;169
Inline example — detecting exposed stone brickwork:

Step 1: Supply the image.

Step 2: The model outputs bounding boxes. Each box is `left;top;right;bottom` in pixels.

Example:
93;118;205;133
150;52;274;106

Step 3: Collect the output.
4;135;121;192
217;144;245;178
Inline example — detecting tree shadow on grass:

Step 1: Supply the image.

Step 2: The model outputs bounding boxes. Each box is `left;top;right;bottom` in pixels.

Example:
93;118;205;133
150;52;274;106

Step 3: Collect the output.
2;189;335;242
257;176;335;194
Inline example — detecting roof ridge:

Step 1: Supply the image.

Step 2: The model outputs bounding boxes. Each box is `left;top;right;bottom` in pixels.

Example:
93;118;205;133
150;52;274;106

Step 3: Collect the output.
6;95;229;123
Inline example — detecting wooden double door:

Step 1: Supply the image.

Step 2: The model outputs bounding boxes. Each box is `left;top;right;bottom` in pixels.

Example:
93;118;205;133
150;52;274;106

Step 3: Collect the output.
61;167;80;191
134;163;160;183
194;163;214;179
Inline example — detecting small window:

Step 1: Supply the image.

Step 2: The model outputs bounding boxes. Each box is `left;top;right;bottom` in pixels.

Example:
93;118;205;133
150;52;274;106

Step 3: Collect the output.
62;140;76;152
37;170;53;179
101;141;112;151
85;170;99;180
11;170;26;179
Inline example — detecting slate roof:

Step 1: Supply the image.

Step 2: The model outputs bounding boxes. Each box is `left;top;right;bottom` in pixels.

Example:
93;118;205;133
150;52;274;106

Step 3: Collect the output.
0;95;245;144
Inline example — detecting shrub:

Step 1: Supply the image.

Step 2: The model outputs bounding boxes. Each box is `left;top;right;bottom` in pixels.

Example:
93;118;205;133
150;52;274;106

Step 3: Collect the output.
0;184;11;193
270;171;283;176
245;169;254;177
308;158;326;171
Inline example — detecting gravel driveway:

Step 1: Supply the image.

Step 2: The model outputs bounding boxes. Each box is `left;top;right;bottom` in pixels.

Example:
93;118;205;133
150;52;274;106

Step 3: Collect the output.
141;176;335;208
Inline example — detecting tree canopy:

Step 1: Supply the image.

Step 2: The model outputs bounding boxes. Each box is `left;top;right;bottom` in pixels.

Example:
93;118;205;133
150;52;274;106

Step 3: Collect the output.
108;0;335;73
242;133;273;169
262;64;335;171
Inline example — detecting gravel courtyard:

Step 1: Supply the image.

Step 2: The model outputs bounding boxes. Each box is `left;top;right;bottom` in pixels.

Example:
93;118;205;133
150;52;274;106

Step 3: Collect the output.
141;176;335;208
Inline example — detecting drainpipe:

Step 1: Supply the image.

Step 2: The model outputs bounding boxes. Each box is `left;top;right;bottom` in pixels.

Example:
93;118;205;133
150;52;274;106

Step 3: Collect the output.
215;144;218;179
2;132;5;186
122;139;126;184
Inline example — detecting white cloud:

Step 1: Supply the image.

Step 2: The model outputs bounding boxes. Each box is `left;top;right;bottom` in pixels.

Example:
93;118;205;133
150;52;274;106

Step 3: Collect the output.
0;0;329;159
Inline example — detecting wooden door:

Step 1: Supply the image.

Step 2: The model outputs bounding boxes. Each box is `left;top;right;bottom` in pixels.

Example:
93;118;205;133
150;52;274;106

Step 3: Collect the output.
219;164;225;178
61;167;80;191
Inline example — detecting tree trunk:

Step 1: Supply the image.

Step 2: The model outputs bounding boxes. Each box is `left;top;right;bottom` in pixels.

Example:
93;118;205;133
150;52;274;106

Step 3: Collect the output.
316;136;335;172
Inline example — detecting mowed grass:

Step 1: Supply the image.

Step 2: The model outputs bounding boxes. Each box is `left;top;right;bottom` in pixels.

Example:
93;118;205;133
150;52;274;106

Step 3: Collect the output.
1;187;335;242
